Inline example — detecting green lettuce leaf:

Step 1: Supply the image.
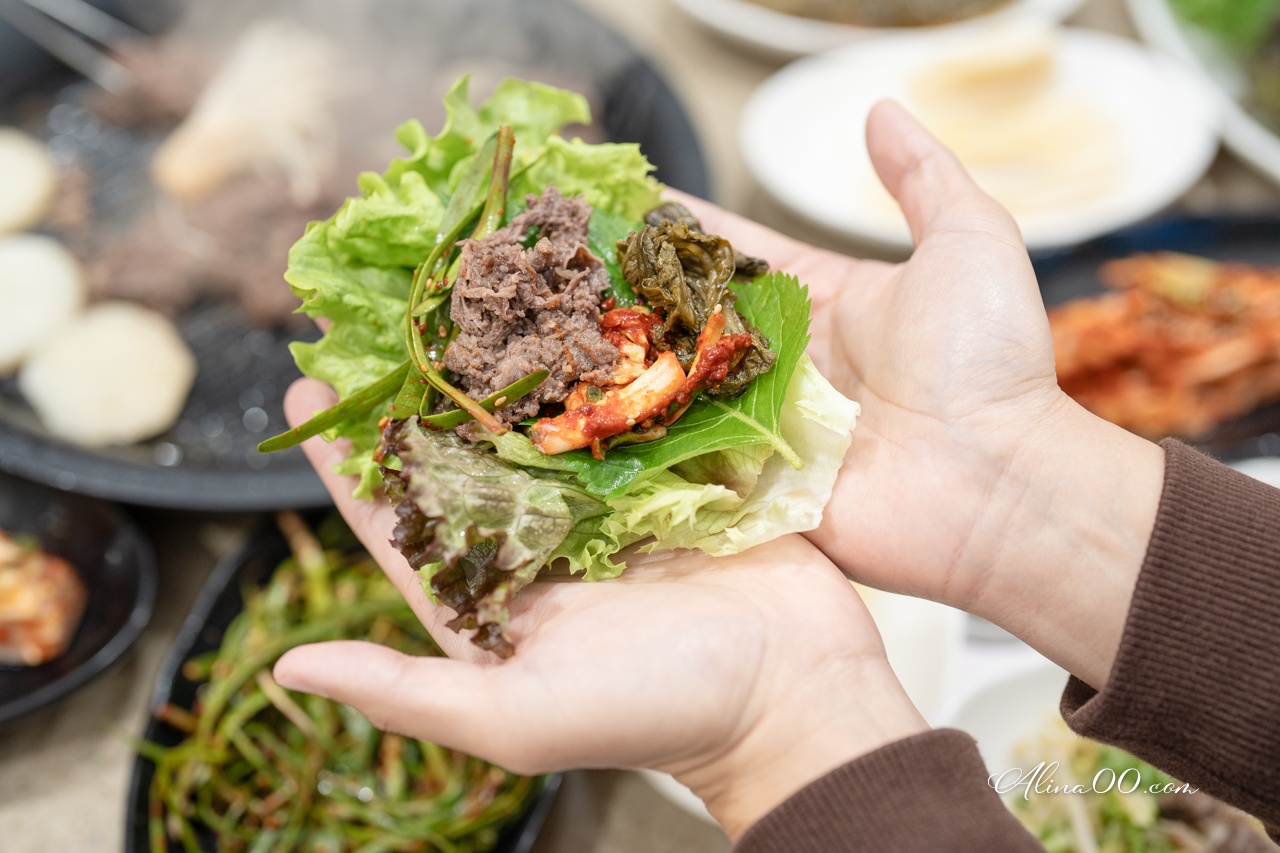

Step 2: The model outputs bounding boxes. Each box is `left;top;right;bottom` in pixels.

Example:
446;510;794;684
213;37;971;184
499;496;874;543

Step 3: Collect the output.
286;225;411;388
544;512;635;582
513;136;661;222
326;171;448;269
319;76;592;276
286;215;416;499
671;444;775;498
671;355;859;554
385;76;591;195
387;421;611;652
382;79;479;195
480;353;857;564
327;410;388;499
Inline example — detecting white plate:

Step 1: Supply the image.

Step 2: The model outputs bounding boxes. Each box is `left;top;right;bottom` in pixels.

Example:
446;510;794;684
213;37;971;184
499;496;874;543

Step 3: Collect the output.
1230;457;1280;490
637;769;718;824
740;27;1221;252
1126;0;1280;188
672;0;1087;60
938;656;1070;774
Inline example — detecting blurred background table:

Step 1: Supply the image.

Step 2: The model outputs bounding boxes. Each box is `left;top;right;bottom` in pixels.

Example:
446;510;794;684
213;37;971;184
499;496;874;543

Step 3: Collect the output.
2;0;1279;851
577;0;1280;258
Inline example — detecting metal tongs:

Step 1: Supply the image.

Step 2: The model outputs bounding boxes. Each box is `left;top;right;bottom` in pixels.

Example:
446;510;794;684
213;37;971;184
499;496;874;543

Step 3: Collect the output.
0;0;143;94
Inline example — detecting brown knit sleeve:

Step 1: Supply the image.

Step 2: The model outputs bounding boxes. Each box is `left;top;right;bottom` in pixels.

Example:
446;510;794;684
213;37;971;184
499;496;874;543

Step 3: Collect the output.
732;729;1045;853
1062;439;1280;839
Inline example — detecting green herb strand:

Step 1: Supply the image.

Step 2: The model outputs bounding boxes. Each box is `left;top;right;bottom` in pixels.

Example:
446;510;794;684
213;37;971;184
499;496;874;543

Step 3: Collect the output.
132;514;539;851
404;126;517;435
256;360;411;454
388;367;429;420
419;370;549;431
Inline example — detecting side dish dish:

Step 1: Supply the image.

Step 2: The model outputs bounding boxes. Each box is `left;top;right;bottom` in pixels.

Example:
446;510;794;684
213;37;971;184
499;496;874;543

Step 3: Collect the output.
1009;717;1276;853
137;513;538;852
1051;252;1280;439
261;77;860;656
0;529;86;666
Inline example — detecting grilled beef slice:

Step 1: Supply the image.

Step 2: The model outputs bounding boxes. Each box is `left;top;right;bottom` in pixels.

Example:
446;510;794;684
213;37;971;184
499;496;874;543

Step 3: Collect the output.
444;186;618;432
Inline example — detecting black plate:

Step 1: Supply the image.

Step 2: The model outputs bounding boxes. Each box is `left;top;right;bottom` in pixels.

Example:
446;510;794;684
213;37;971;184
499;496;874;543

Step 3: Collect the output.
0;471;157;724
125;518;561;853
0;0;709;511
1032;214;1280;461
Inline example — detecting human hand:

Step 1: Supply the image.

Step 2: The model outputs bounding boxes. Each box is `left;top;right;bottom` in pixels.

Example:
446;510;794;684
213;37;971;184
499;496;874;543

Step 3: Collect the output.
675;101;1165;689
273;380;927;840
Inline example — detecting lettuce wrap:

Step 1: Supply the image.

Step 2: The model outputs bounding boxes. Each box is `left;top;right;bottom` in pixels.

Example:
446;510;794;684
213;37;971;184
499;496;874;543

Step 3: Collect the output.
265;76;859;655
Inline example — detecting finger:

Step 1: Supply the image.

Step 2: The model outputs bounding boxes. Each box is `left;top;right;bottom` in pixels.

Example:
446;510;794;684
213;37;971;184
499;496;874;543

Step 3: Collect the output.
283;378;487;662
274;641;551;774
663;189;879;310
865;99;1022;249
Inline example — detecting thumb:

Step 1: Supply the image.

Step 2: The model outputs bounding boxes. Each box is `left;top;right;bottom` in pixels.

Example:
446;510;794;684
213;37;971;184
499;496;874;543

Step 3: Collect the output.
273;640;547;774
866;99;1022;249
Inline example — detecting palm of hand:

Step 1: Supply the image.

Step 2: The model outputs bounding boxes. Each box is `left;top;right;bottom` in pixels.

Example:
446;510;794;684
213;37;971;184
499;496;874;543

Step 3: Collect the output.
459;537;885;776
272;103;1070;836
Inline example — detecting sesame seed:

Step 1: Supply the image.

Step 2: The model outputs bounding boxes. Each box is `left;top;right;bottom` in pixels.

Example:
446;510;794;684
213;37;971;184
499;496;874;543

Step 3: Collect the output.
494;396;507;406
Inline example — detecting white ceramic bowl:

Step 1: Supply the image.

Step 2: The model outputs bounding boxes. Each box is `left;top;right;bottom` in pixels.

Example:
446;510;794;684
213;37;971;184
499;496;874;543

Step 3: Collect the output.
1126;0;1280;190
740;26;1222;252
938;656;1071;774
672;0;1087;60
